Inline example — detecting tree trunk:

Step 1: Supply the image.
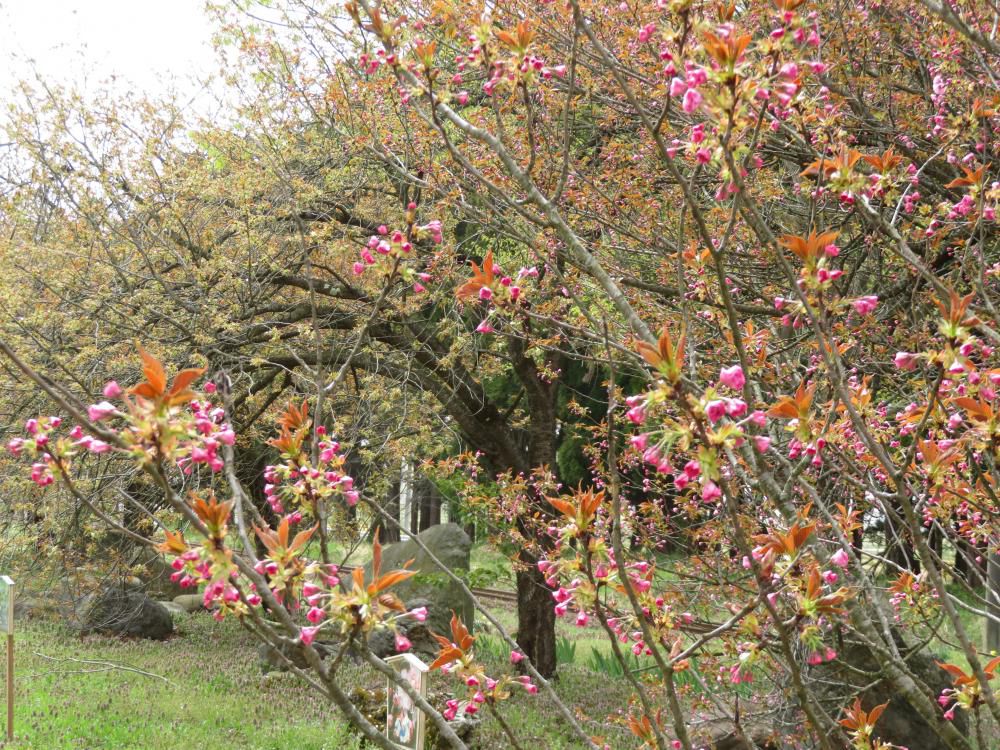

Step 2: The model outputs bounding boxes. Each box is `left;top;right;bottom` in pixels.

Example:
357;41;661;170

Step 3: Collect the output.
506;343;564;680
988;553;1000;653
413;476;443;532
515;553;557;678
954;537;985;588
426;478;442;529
410;493;419;536
382;479;401;543
883;505;920;573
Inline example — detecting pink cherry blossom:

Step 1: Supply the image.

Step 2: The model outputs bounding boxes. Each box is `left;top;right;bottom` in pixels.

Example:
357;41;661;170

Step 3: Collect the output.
894;351;917;371
705;399;727;423
682;88;703;113
852;295;878;315
701;481;722;503
719;365;746;390
300;626;319;645
87;401;117;422
830;548;850;568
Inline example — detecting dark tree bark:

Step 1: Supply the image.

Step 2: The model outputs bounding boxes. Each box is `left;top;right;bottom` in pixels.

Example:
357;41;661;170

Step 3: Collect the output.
988;553;1000;653
382;479;401;543
954;537;985;588
507;338;563;678
410;484;419;536
234;441;278;558
515;551;558;679
883;503;920;573
416;477;442;532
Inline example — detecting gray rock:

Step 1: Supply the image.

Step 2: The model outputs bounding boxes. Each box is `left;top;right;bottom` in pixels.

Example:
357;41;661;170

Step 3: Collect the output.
136;552;187;599
367;598;440;659
811;635;967;750
157;601;187;618
360;523;473;643
172;594;207;613
81;588;173;639
258;639;339;673
15;596;63;620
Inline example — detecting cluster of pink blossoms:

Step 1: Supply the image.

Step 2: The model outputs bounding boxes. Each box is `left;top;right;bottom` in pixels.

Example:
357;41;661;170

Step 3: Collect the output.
440;672;537;720
627;365;774;502
539;553;694;657
179;394;236;474
352;208;442;292
263;427;359;515
168;553;259;621
8;416;70;486
466;262;533;335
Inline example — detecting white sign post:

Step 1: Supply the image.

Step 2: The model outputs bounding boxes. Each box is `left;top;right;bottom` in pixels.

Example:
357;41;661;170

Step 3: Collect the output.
385;653;428;750
0;576;13;743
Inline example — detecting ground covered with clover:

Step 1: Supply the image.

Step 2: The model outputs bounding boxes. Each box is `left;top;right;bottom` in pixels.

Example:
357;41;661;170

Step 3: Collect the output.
9;604;651;749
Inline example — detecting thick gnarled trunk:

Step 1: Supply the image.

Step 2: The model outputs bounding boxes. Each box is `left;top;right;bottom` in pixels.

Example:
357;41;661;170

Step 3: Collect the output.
515;557;558;678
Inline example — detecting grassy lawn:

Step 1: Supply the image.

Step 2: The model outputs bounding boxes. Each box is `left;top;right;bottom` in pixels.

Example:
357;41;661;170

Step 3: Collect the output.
2;610;641;749
9;544;985;749
6;615;362;749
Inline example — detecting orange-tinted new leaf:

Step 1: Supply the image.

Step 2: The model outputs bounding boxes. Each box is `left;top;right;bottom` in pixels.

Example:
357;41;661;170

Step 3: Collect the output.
138;346;167;395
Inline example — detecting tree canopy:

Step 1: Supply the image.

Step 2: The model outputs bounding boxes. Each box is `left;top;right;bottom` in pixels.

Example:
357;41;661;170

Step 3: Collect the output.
3;0;1000;748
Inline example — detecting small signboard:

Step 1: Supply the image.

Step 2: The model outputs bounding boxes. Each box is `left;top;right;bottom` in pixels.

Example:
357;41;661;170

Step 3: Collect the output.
385;653;428;750
0;577;13;635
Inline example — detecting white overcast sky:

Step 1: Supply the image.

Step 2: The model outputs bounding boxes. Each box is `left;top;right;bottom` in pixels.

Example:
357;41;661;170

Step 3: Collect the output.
0;0;219;105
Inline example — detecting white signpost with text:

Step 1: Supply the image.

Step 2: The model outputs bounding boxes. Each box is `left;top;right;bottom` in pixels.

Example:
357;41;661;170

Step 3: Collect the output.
0;576;13;743
385;652;428;750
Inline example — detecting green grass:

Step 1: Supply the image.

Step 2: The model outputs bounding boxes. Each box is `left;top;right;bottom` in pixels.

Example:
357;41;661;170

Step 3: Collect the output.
6;615;362;749
3;610;642;749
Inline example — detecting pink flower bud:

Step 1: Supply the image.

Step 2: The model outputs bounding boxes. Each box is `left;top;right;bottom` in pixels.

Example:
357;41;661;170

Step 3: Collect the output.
719;365;745;390
852;295;878;315
701;481;721;503
87;401;117;422
705;399;727;423
300;626;319;645
682;88;703;113
894;351;917;371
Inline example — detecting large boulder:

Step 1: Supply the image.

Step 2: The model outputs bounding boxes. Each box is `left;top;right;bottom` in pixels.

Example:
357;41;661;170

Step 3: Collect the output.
367;597;440;659
360;523;473;644
172;594;208;613
258;639;340;673
81;587;173;639
158;601;188;618
811;635;967;750
135;551;187;600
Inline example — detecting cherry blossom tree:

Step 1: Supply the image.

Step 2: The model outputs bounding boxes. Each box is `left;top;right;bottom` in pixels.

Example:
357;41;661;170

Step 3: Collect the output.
3;0;1000;748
